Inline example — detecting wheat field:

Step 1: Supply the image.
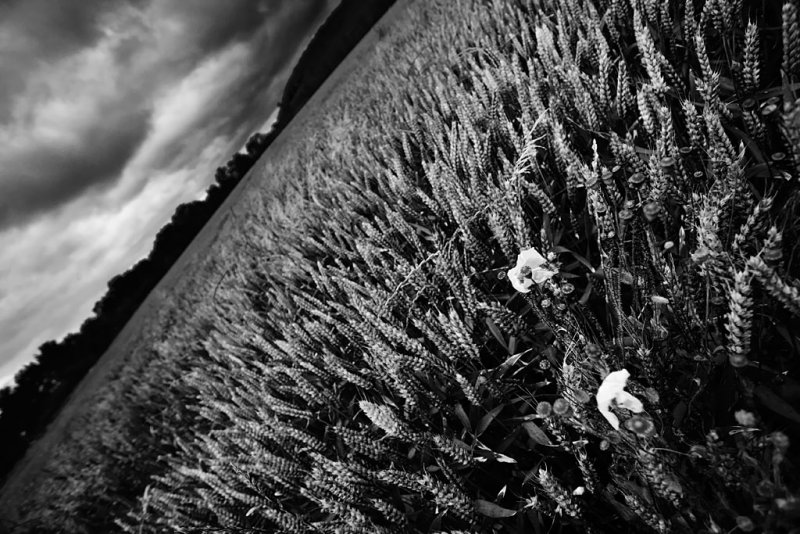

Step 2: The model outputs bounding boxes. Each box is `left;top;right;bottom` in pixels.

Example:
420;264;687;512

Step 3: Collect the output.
6;0;800;532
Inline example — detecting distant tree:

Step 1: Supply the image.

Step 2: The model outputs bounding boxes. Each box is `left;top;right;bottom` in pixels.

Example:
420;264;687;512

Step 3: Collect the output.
245;132;268;156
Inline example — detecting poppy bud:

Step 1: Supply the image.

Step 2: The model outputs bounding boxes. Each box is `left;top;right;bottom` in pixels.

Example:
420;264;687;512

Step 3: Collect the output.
642;202;661;221
536;401;553;417
553;398;571;416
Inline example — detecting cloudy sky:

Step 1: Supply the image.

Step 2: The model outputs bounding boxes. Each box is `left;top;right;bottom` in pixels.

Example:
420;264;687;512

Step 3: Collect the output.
0;0;337;388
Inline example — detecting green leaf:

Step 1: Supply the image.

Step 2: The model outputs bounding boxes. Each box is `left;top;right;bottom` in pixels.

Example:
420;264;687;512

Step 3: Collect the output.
494;453;517;463
719;76;736;93
495;427;521;453
476;404;505;436
494;351;526;378
475;441;517;463
485;317;509;353
453;403;472;433
579;278;593;305
755;385;800;424
727;124;767;165
474;499;518;518
508;335;518;355
753;82;800;101
552;245;595;271
744;163;771;179
522;422;554;446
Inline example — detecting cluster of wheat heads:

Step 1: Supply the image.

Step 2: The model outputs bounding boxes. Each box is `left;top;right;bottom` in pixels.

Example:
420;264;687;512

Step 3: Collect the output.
3;272;226;533
45;0;798;532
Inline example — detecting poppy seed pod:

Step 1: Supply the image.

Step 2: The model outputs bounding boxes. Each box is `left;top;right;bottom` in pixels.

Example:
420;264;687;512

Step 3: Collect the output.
572;389;591;404
536;401;553;417
624;415;656;438
763;245;783;262
642;201;661;221
660;156;676;170
693;171;704;179
771;151;787;162
552;398;571;416
628;172;645;187
679;146;693;156
756;480;776;498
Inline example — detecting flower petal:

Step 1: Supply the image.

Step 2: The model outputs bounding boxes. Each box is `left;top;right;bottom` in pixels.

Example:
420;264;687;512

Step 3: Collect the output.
507;266;533;293
530;267;556;285
596;369;630;400
598;403;621;430
517;248;546;269
596;369;641;430
615;391;644;413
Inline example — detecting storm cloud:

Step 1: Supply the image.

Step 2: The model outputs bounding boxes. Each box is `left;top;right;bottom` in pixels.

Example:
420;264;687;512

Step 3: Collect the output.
0;0;337;386
0;0;331;226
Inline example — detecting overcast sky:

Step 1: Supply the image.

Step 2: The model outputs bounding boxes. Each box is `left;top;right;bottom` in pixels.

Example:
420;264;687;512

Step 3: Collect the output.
0;0;336;388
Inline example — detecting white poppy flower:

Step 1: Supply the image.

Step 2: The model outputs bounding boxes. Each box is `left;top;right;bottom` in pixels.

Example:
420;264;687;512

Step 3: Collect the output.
595;369;644;430
507;247;556;293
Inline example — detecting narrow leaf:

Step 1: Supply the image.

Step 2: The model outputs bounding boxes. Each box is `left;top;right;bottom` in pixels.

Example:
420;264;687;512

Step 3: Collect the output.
508;335;518;355
474;499;518;518
579;279;593;305
476;404;505;436
494;351;525;377
453;403;472;433
552;245;595;271
485;317;509;353
522;422;553;446
755;385;800;424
